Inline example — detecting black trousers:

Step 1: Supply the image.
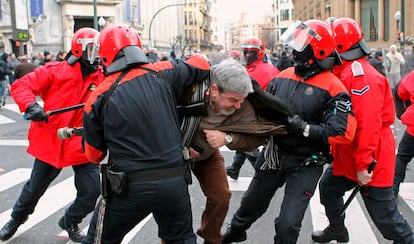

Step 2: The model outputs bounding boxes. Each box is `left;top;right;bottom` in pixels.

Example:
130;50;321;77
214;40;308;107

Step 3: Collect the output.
230;150;323;244
12;158;100;224
232;149;259;168
82;177;196;244
319;165;414;244
395;130;414;184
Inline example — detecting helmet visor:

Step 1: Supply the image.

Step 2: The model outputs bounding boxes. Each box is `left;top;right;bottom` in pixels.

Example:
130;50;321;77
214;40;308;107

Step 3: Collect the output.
280;21;321;52
88;33;100;64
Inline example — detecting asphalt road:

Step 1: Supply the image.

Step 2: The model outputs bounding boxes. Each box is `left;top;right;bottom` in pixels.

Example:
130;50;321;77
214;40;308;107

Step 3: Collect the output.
0;95;413;244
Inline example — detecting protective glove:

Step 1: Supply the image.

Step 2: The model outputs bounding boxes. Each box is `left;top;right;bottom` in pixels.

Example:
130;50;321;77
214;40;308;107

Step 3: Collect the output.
25;102;47;122
286;114;307;136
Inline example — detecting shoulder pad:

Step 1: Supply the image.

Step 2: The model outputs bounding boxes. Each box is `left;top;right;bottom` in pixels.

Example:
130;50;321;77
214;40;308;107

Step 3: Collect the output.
351;61;364;77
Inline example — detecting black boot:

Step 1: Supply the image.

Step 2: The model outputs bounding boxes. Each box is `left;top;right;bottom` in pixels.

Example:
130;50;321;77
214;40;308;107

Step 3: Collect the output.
58;216;85;242
226;164;242;180
0;217;27;241
222;226;247;244
311;224;349;243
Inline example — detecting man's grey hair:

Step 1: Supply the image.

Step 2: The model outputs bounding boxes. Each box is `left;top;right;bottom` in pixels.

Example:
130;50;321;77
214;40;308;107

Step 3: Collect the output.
211;58;254;94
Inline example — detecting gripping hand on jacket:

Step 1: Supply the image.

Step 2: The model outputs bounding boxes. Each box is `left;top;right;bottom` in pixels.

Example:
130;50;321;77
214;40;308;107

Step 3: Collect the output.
25;102;47;122
286;115;308;136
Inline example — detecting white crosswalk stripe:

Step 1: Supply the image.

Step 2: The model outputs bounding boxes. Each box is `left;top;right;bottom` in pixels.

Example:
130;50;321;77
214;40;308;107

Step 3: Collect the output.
310;186;379;243
0;114;15;125
0;175;76;243
1;169;414;243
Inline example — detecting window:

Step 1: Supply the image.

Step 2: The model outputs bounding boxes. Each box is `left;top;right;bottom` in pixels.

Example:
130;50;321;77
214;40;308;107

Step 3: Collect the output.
280;9;289;21
384;0;390;41
360;0;378;41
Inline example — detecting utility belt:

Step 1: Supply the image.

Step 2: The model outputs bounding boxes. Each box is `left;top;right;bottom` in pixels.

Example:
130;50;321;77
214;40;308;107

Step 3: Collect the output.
277;144;317;156
101;162;192;198
277;144;332;167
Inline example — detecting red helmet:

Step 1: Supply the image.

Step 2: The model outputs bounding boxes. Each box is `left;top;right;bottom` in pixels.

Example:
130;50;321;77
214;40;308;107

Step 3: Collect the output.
97;24;147;74
303;19;336;60
98;24;143;67
331;17;371;60
68;27;99;64
229;50;240;60
241;37;265;61
281;20;335;60
331;18;364;53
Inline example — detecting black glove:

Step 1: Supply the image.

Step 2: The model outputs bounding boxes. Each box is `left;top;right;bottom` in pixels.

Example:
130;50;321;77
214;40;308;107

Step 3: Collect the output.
286;115;307;136
25;102;47;122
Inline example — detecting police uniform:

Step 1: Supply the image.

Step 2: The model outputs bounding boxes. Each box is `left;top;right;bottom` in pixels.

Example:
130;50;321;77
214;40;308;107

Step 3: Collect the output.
82;55;210;244
227;67;356;243
321;57;414;243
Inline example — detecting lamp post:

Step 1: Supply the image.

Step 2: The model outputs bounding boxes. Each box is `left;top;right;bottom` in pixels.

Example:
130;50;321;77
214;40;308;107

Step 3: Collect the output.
98;17;106;31
393;10;403;50
148;2;204;48
93;0;98;30
394;10;401;39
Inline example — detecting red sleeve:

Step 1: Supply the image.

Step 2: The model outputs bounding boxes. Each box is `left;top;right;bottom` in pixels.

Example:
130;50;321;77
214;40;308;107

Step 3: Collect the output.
11;65;52;112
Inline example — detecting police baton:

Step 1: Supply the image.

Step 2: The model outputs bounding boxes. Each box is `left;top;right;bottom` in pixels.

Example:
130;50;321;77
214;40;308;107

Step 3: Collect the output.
45;103;85;116
338;160;377;216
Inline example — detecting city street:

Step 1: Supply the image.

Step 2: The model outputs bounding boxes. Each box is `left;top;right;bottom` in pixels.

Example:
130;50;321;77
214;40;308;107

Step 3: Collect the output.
0;94;413;244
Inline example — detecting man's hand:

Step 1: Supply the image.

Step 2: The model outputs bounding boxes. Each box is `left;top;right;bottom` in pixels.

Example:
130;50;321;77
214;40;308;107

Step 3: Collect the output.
286;115;307;135
357;170;373;186
25;102;47;122
203;129;226;149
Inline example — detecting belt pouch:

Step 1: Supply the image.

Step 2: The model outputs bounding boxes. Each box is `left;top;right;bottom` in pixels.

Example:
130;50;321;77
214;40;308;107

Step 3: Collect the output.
106;169;128;196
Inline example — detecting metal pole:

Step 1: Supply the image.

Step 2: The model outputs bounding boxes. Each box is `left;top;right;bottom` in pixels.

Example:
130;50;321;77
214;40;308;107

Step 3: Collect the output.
148;2;203;48
93;0;98;30
401;0;405;52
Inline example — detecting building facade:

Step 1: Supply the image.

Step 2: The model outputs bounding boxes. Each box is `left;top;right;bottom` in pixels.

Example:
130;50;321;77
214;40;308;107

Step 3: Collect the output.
0;0;213;58
292;0;414;50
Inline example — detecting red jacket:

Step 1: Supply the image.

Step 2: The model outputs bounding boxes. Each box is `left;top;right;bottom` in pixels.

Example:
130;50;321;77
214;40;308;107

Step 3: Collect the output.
11;61;104;168
246;60;280;90
398;70;414;136
332;57;396;187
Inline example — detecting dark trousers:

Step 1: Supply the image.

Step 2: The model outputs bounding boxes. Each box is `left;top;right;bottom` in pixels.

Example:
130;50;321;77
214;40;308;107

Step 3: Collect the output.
395;130;414;184
319;165;414;244
232;149;259;168
230;150;323;244
12;158;100;224
82;177;195;244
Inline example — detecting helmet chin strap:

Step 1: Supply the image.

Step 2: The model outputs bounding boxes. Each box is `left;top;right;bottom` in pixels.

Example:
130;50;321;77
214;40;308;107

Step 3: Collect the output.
292;45;322;79
79;57;98;79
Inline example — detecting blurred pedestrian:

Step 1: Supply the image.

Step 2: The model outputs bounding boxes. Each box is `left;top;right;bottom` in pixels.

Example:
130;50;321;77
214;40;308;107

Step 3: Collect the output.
6;53;20;85
56;50;67;62
277;51;294;71
0;53;9;108
160;51;169;61
368;50;386;76
147;47;160;63
386;44;405;87
14;58;37;80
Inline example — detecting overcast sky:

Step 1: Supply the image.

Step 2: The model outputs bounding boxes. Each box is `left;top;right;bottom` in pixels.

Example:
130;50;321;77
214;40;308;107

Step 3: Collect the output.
218;0;274;22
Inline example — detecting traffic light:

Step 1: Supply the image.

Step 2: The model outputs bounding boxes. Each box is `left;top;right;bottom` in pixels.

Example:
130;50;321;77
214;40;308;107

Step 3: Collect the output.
397;32;404;43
